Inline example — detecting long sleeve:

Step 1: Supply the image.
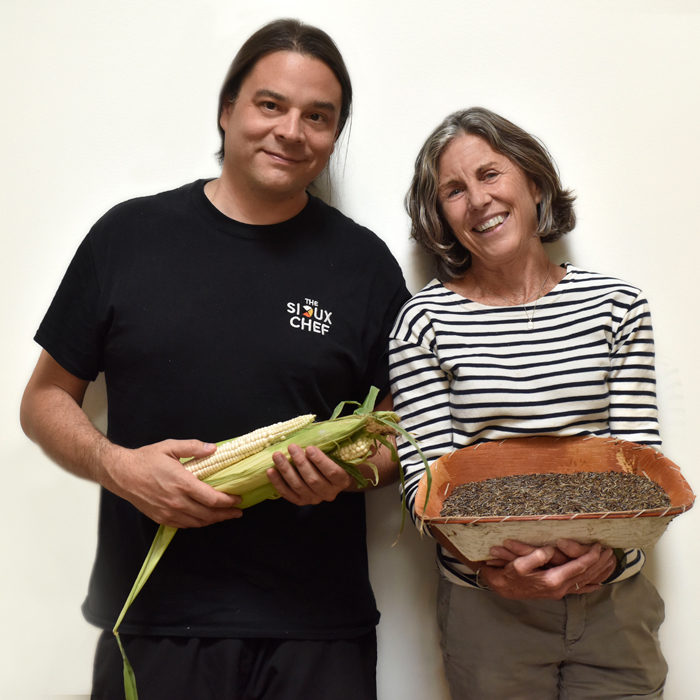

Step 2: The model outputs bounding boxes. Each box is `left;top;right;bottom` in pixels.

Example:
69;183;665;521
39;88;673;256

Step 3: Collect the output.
389;330;454;517
608;291;660;446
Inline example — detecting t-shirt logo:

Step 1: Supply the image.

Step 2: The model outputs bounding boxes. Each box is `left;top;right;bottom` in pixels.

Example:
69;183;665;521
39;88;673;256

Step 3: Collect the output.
287;298;333;335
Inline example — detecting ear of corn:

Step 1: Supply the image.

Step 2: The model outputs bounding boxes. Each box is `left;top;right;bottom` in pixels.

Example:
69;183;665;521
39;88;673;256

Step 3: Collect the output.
113;386;429;700
202;412;398;498
332;433;374;463
184;414;315;479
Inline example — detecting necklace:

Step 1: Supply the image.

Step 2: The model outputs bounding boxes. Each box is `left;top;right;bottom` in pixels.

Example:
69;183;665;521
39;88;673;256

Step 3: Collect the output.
497;267;551;330
523;268;551;329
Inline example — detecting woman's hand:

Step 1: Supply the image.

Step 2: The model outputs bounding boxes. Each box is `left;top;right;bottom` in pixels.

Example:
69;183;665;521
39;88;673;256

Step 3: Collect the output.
476;538;617;599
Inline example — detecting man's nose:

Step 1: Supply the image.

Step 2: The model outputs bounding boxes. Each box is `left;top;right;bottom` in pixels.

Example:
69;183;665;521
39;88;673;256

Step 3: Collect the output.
275;111;304;142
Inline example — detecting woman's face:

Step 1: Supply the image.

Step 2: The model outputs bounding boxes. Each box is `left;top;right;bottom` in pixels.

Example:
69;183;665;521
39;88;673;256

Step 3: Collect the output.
437;133;542;268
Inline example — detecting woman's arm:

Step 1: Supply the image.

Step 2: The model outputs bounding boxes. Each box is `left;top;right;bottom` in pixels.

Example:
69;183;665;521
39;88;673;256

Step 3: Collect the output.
389;335;455;516
608;292;660;446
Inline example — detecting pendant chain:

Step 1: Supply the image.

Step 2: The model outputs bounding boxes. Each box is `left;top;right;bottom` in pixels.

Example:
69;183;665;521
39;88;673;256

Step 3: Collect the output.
497;267;551;330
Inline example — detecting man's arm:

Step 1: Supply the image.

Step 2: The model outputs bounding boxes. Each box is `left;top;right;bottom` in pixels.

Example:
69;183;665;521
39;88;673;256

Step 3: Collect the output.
266;394;399;505
20;350;242;528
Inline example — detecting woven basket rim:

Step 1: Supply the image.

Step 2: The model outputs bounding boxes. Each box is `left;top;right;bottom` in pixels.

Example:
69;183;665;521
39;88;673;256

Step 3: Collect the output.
420;503;691;525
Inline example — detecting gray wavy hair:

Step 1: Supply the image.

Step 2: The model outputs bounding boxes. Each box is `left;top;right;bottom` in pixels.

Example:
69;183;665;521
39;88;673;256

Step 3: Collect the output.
406;107;576;281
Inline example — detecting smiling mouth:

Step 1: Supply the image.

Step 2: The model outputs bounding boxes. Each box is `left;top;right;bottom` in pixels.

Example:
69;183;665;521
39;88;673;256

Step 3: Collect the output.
264;150;304;165
474;214;507;233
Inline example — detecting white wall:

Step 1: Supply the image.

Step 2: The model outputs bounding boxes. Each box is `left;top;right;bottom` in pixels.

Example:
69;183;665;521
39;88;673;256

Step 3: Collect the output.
2;1;698;697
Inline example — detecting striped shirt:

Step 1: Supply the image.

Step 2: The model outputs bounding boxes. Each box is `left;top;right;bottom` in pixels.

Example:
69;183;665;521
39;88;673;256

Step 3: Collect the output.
388;264;659;588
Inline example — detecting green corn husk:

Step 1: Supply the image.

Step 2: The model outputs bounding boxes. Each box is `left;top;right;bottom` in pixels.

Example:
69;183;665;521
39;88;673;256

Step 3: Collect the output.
113;386;429;699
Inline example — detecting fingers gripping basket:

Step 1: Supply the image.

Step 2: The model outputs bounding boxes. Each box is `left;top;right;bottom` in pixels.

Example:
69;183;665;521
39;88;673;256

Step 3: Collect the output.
414;436;694;562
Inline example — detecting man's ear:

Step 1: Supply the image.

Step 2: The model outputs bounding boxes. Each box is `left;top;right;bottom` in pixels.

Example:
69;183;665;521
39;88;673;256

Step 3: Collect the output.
220;98;236;131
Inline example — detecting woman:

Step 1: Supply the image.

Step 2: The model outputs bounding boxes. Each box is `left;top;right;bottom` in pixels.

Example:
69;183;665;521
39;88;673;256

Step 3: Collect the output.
389;107;666;699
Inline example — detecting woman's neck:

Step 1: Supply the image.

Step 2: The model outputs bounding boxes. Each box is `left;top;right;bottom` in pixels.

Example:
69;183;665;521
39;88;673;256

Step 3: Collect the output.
447;255;565;306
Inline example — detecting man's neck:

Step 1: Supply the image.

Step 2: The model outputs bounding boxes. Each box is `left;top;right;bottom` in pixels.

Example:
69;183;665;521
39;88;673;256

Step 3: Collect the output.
203;177;308;225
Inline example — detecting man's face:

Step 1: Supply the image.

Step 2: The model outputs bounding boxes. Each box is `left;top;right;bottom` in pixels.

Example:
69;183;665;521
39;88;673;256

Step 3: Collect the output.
219;50;342;203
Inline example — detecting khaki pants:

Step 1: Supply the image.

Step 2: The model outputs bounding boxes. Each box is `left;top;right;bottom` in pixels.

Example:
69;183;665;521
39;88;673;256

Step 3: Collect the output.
437;573;667;700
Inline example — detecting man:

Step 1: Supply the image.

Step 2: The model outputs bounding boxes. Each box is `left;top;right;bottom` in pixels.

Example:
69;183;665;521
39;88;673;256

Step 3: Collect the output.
20;19;408;699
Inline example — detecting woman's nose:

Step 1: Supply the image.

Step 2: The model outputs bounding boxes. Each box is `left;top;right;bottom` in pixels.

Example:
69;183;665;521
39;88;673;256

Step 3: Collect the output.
468;183;491;209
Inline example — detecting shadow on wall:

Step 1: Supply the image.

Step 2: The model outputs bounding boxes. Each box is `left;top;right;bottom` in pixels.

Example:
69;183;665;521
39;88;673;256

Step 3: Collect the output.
547;238;572;268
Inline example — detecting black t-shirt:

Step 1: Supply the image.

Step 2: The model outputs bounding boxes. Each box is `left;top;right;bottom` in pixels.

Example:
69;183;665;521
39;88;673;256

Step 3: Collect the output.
36;180;409;638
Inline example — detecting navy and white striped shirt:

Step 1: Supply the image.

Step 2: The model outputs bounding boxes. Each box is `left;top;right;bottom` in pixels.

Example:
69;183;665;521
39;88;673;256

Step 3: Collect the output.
388;264;659;587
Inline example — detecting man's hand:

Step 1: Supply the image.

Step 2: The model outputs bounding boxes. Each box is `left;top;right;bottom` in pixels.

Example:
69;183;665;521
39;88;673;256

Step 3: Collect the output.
267;444;353;506
100;439;243;528
477;538;617;599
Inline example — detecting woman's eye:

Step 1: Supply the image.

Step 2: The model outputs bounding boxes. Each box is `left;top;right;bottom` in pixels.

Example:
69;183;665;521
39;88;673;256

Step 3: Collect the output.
483;171;499;181
440;188;462;202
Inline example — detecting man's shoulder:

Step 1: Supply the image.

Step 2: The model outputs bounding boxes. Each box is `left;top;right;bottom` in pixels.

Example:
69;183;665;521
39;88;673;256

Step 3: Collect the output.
305;194;393;255
82;180;206;254
98;180;202;224
302;195;407;297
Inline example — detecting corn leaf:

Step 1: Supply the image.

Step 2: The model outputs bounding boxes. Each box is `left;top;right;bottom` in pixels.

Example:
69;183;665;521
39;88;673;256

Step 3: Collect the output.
114;633;138;700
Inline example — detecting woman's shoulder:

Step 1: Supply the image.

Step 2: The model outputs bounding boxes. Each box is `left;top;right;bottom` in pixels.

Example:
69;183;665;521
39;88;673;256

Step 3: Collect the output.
390;279;463;341
560;263;644;297
395;279;456;318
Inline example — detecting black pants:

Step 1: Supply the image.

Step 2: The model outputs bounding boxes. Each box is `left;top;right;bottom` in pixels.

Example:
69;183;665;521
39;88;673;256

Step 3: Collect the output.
91;630;377;700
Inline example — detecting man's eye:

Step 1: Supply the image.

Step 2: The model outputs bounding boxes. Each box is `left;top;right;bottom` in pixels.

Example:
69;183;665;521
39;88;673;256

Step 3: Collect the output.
261;101;278;111
308;113;327;123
